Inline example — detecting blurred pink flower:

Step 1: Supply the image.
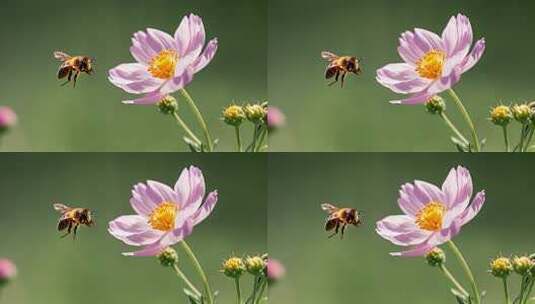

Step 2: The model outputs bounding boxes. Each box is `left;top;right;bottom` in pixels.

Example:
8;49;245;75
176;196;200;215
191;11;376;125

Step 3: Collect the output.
0;259;17;283
376;14;485;105
267;258;286;282
108;166;218;256
267;106;286;130
109;13;218;105
0;106;17;130
376;166;485;257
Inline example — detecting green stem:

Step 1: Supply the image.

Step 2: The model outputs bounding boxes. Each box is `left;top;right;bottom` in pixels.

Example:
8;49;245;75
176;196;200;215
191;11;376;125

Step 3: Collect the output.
447;241;481;304
172;112;202;146
503;278;511;304
524;280;535;304
502;126;510;152
180;89;214;152
180;241;214;304
519;123;527;152
255;279;268;304
254;126;268;152
250;275;259;303
235;278;242;304
439;112;470;145
235;126;242;152
448;89;481;152
439;264;470;297
251;124;259;151
523;126;534;152
172;264;202;297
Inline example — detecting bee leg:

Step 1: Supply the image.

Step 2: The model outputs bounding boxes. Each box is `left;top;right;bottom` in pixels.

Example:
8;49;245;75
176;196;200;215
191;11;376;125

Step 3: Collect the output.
340;223;347;239
61;222;73;238
340;72;346;88
328;71;340;86
73;224;79;240
328;222;340;238
61;70;73;86
73;71;79;88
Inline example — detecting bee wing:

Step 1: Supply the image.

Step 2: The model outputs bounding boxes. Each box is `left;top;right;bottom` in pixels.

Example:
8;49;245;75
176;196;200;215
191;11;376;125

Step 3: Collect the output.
53;203;71;213
321;203;338;213
325;215;339;231
325;63;339;79
321;51;338;61
57;217;71;231
57;63;72;79
53;51;71;61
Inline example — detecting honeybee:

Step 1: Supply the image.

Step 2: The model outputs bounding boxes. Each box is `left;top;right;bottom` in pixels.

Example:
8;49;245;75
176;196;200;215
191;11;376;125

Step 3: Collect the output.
321;203;361;239
53;51;94;87
53;203;94;239
321;51;361;88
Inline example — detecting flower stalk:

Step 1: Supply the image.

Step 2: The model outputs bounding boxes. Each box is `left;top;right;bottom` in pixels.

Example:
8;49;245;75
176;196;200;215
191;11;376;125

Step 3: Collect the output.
234;126;242;152
172;112;203;147
447;89;480;152
503;278;511;304
439;264;470;297
180;89;214;152
234;278;242;304
440;112;470;146
180;241;215;304
172;264;202;298
447;241;481;304
502;126;510;152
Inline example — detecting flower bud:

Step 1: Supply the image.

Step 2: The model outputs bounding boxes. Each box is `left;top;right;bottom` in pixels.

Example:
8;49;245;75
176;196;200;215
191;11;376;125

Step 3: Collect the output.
0;106;17;133
222;105;246;127
244;103;267;124
222;257;245;278
267;258;285;284
425;96;446;115
245;255;266;276
157;247;178;267
157;95;178;115
0;259;17;286
512;256;534;276
425;247;446;267
490;105;513;126
490;257;513;278
512;104;532;124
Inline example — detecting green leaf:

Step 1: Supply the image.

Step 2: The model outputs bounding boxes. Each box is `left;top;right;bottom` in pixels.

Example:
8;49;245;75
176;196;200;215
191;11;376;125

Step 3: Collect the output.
451;288;470;304
183;137;202;152
183;288;203;304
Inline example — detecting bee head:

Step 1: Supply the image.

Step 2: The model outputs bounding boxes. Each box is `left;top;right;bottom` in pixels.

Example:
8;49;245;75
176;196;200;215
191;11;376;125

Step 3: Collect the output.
82;57;95;74
80;208;94;225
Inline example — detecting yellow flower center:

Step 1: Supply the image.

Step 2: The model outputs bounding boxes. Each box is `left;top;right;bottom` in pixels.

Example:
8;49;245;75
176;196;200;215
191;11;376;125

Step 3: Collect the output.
416;50;446;80
415;201;446;231
148;202;178;231
148;50;179;79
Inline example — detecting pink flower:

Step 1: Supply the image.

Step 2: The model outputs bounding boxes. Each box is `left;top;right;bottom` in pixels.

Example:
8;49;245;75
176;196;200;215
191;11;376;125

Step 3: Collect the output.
267;106;286;130
0;259;17;282
376;166;485;257
109;14;218;105
0;106;17;130
376;14;485;105
108;166;218;256
267;258;286;282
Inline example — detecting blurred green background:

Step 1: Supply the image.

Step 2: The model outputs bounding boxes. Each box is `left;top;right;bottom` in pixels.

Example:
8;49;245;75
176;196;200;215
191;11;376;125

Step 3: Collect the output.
268;153;535;303
0;0;266;151
268;0;535;151
0;153;266;303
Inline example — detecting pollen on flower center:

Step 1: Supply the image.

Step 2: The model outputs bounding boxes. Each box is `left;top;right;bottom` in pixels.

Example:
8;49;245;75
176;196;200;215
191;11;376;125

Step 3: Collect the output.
148;50;179;79
415;201;446;231
416;50;446;80
148;202;178;231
